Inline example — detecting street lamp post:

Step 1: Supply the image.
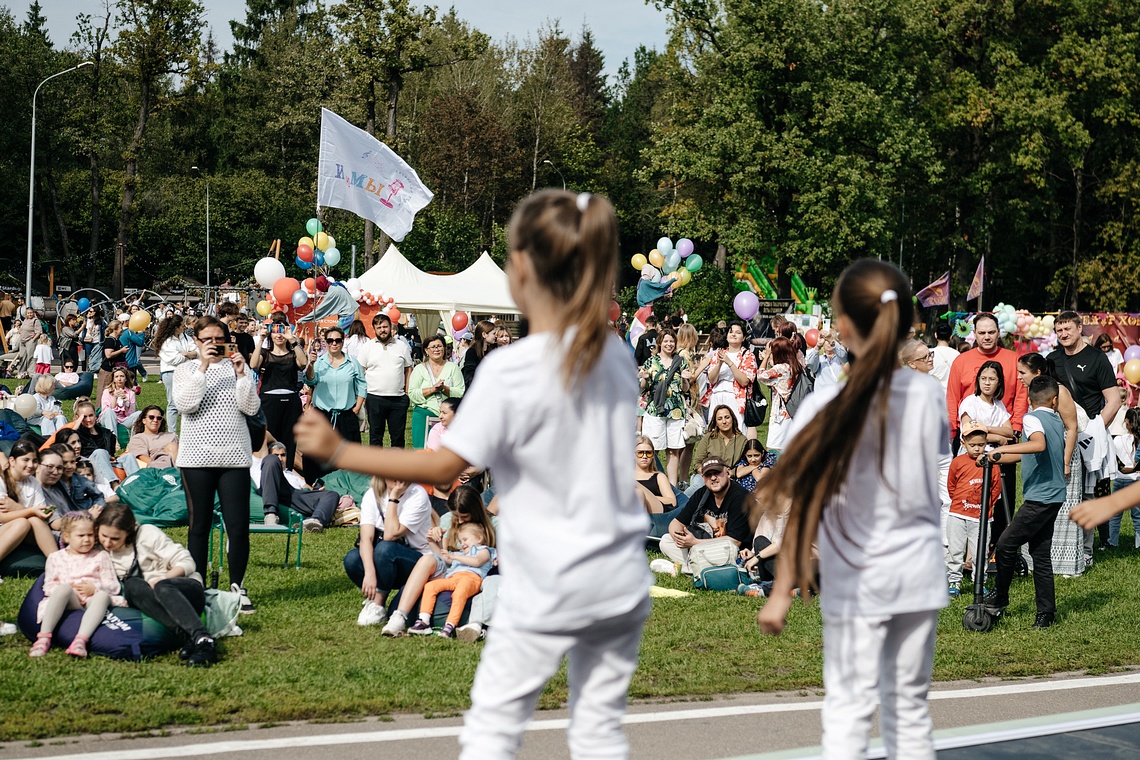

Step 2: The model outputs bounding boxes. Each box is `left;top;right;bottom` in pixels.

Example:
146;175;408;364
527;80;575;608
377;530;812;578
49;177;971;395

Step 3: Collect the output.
192;166;210;289
543;159;566;190
25;61;94;305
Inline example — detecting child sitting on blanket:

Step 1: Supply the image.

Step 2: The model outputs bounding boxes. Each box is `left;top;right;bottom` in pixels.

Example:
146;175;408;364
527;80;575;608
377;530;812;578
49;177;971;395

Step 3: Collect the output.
408;523;495;639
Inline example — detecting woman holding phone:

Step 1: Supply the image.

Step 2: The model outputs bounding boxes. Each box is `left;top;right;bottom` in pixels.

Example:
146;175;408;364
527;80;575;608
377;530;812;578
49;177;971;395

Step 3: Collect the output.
172;315;260;613
251;313;308;476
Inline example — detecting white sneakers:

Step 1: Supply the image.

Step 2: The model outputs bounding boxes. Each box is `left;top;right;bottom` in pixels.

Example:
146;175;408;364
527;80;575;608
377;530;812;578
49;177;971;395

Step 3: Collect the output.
263;513;280;526
0;622;18;636
381;612;407;637
357;599;387;626
456;623;485;643
302;518;323;533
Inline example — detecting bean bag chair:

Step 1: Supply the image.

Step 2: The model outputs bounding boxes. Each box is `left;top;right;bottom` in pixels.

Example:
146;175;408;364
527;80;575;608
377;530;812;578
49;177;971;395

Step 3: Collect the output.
17;575;180;660
320;469;371;505
0;545;48;578
117;468;190;527
53;372;95;401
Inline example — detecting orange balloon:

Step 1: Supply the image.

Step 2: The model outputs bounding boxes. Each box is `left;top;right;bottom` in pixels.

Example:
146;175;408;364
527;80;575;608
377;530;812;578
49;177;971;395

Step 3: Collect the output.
388;306;402;324
273;277;301;304
303;277;316;292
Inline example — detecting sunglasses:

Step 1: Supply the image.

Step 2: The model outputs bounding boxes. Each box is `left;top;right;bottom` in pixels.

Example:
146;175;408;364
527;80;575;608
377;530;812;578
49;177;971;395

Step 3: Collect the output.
326;338;343;343
145;414;164;421
635;451;654;458
63;365;74;369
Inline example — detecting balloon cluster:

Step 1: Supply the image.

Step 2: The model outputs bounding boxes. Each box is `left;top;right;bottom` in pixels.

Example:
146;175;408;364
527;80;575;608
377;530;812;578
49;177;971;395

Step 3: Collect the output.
294;218;342;270
991;302;1056;340
630;236;703;289
1123;347;1140;385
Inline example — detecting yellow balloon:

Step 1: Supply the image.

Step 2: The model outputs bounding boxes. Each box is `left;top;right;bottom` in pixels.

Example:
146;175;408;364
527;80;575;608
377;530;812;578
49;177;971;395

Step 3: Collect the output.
631;253;647;271
298;236;315;250
678;268;692;286
326;235;336;251
256;300;272;317
315;231;330;251
1126;359;1140;385
648;249;664;268
128;311;151;332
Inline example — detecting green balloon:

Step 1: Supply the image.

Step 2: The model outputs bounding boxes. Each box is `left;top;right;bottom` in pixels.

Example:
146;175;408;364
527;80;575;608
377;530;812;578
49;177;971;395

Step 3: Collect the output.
306;218;322;236
685;254;703;272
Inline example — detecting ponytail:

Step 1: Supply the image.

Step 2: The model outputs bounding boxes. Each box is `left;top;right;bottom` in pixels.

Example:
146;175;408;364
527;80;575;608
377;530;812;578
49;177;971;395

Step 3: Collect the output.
753;259;913;595
508;190;618;388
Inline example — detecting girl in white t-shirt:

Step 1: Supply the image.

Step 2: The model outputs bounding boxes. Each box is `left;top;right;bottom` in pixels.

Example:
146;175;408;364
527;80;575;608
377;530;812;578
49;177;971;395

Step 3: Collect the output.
757;259;949;759
296;189;651;760
958;360;1014;446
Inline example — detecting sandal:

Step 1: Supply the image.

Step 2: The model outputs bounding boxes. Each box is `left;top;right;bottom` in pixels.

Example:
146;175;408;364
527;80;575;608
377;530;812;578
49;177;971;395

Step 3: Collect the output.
29;633;52;658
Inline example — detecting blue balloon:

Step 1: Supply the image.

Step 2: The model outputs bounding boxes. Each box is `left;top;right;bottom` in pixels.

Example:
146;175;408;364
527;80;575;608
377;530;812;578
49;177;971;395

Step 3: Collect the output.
295;256;312;270
77;297;91;311
291;289;309;308
313;252;325;267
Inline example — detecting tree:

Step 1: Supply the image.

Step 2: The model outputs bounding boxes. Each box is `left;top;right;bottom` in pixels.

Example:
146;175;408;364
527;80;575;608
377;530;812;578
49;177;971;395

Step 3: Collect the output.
112;0;204;296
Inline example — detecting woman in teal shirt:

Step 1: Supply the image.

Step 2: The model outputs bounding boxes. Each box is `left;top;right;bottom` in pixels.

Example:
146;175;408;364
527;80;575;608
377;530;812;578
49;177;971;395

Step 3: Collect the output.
408;334;465;448
304;326;366;481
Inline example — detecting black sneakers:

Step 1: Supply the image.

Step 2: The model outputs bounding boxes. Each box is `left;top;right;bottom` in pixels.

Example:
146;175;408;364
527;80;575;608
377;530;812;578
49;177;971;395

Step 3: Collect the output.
1032;613;1055;629
187;636;217;668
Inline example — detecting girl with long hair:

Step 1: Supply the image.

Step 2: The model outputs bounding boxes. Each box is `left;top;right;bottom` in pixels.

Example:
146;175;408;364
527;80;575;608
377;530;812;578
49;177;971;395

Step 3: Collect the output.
461;319;498;388
156;313;197;433
0;440;57;562
757;259;948;758
296;190;651;758
757;337;805;454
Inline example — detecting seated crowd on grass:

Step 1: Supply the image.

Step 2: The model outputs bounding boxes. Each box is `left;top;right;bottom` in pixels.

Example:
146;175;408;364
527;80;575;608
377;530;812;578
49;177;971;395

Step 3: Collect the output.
2;300;1138;664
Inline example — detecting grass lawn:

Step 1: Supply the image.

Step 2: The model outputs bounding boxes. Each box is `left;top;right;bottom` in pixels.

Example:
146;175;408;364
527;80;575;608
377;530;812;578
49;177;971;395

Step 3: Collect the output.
3;379;1140;740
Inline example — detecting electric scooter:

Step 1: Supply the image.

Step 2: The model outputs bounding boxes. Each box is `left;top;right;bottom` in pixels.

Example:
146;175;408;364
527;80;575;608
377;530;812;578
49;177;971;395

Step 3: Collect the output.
963;452;1001;632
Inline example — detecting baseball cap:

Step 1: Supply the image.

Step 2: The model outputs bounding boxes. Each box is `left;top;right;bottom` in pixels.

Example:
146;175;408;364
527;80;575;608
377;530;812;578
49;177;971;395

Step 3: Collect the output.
960;420;988;440
699;456;728;475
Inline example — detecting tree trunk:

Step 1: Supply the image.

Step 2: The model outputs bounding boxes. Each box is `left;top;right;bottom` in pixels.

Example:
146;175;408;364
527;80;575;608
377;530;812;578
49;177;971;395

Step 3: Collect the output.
35;176;53;270
1069;165;1083;310
115;79;151;298
87;152;101;287
714;243;727;271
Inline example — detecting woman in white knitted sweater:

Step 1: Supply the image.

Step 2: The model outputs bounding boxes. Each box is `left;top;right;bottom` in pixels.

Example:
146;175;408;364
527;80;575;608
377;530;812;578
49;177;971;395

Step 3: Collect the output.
173;315;260;613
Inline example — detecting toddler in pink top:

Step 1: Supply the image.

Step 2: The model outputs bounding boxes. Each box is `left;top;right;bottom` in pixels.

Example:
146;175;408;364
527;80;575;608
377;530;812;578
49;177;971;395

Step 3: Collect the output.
30;513;125;658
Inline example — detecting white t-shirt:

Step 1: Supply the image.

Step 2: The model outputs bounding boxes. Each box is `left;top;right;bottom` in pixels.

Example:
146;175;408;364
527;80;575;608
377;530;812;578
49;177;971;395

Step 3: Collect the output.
34;344;53;363
443;331;652;632
358;483;433;554
958;394;1010;429
1114;435;1138;484
0;475;49;509
930;345;958;390
787;370;950;617
357;339;413;396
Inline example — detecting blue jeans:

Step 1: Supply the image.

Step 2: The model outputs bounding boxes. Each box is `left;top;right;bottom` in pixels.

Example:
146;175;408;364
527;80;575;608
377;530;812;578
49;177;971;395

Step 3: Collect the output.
344;540;424;602
1109;479;1140;548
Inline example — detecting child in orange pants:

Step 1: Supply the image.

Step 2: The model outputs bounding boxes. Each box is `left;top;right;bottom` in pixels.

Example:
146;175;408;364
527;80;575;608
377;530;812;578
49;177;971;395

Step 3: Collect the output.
408;523;495;638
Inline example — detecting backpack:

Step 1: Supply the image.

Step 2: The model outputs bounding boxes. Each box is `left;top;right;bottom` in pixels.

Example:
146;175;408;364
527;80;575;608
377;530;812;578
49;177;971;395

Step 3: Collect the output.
689;536;745;591
783;366;816;419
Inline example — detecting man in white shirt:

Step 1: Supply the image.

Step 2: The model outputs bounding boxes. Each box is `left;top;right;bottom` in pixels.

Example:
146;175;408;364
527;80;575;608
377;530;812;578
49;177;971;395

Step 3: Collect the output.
929;322;958;391
357;313;414;448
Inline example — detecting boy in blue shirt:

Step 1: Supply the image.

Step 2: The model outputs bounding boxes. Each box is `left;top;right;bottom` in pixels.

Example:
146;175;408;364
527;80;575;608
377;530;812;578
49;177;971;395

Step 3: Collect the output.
983;376;1066;629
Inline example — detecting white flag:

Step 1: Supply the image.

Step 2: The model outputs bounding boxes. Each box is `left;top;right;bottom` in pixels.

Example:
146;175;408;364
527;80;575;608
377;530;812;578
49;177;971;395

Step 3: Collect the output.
317;108;433;242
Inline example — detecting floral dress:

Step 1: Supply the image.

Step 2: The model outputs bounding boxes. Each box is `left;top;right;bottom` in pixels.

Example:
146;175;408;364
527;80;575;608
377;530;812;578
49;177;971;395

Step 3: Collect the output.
757;363;795;451
700;348;758;427
642;354;690;421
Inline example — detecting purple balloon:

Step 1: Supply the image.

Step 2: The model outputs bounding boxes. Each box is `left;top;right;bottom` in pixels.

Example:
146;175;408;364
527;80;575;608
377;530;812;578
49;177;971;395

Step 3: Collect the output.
1125;345;1140;363
734;291;760;321
676;238;694;258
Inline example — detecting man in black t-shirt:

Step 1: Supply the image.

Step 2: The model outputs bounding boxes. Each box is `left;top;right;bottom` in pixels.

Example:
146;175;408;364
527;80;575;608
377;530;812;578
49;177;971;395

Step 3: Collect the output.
1048;311;1120;556
659;456;751;573
634;316;659;367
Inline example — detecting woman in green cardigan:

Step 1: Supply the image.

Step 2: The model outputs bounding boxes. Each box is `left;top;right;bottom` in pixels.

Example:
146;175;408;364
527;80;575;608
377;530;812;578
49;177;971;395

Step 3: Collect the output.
690;404;748;487
408;334;465;449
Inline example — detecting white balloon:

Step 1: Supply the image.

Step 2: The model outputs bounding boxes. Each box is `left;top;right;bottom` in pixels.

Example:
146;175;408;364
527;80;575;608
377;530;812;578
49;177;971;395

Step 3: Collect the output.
254;257;286;289
13;395;37;419
656;237;673;255
346;278;361;292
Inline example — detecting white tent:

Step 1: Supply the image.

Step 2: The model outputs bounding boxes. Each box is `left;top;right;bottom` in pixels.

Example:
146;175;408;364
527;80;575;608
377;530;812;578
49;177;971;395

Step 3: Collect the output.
356;244;518;334
357;244;517;313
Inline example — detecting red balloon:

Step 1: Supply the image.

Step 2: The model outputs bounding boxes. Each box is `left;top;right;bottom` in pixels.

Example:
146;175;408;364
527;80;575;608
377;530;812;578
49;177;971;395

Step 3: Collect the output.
297;244;314;262
451;312;469;331
804;328;820;348
315;275;330;292
272;277;301;304
388;306;402;324
608;301;621;323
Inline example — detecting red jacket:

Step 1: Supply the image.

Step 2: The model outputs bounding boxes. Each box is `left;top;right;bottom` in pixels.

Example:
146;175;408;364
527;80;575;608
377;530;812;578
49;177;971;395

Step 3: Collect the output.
946;347;1028;439
947;453;1003;521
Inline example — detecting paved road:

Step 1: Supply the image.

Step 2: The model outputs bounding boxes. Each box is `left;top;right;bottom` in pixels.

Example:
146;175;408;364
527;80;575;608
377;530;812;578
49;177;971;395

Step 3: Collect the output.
3;670;1139;760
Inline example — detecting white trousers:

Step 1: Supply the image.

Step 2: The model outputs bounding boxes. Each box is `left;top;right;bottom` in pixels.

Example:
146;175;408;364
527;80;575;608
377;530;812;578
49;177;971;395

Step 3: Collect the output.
821;609;937;760
656;533;689;571
944;515;980;585
459;599;650;760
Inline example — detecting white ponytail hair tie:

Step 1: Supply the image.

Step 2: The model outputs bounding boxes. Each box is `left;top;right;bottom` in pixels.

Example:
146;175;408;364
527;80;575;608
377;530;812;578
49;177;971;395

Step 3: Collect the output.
576;192;592;212
880;289;898;304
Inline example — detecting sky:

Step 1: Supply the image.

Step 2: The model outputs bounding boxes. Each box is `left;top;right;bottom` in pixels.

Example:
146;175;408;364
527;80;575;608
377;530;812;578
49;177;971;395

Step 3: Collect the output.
3;0;671;80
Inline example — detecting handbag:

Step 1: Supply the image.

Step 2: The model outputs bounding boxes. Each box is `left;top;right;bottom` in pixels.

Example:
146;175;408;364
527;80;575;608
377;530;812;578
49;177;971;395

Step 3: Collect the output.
682;406;707;443
689;536;745;591
744;381;769;427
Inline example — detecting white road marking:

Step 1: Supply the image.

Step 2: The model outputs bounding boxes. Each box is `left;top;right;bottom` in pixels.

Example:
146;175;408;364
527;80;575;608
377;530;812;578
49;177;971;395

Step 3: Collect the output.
9;672;1140;760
